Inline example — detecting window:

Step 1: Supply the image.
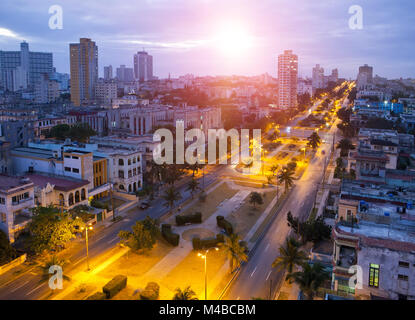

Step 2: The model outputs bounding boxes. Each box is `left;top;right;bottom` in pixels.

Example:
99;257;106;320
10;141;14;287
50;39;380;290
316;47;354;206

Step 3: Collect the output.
72;156;79;160
73;168;80;173
0;197;5;205
65;167;71;172
118;170;124;179
399;261;409;268
398;274;408;281
118;159;124;166
369;264;379;288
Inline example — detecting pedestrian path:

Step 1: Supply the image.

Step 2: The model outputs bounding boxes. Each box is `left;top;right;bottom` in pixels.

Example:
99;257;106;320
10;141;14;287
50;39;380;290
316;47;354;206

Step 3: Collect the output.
140;189;251;282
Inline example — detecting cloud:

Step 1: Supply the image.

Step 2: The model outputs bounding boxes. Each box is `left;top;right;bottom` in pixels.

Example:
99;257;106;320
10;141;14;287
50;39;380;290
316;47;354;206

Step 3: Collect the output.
0;27;19;39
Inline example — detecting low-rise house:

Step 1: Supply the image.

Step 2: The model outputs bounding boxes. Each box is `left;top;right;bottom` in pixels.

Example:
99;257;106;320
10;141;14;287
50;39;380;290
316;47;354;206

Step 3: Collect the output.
0;175;35;243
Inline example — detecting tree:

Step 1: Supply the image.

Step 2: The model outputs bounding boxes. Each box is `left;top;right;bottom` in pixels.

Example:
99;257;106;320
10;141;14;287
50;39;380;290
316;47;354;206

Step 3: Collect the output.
28;206;81;254
172;286;198;300
118;221;156;252
272;237;307;274
307;132;321;150
287;263;330;300
186;178;200;199
266;175;274;185
249;192;263;208
270;164;279;177
47;123;96;143
39;255;71;283
223;233;248;273
0;230;17;265
140;216;160;239
162;186;182;214
277;167;295;193
48;124;71;140
287;212;331;244
336;138;354;157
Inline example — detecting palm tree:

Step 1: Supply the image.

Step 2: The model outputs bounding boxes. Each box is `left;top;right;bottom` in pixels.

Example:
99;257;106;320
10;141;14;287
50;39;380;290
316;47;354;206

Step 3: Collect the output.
336;138;354;156
186;178;200;199
172;286;198;300
162;186;182;214
277;167;295;193
272;237;307;274
223;233;248;273
39;255;71;283
270;164;279;177
307;132;321;150
287;262;330;300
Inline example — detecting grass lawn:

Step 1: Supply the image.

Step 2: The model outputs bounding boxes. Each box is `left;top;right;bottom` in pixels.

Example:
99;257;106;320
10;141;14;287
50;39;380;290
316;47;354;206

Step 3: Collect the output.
101;197;126;209
179;182;238;222
227;190;277;239
160;248;229;300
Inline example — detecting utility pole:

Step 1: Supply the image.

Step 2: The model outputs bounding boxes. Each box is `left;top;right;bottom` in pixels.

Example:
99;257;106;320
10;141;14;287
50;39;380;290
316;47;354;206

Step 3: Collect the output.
110;183;116;221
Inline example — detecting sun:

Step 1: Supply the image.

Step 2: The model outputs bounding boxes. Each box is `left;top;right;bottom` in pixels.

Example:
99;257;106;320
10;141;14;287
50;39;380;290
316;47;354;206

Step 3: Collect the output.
214;23;254;56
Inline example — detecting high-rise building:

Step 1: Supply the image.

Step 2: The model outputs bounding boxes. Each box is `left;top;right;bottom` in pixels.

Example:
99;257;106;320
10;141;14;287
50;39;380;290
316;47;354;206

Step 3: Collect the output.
69;38;98;106
133;51;153;82
0;41;53;91
357;64;374;90
312;64;325;93
95;80;117;106
116;65;134;82
278;50;298;109
329;68;339;83
34;73;60;104
104;65;113;80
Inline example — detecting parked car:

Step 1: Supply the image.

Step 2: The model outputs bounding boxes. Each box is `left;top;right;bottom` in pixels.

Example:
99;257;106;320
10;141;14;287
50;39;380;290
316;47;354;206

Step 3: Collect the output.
140;201;150;210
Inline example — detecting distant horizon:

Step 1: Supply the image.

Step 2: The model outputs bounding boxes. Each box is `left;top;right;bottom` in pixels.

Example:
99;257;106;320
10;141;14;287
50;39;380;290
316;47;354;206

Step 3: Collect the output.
0;0;414;79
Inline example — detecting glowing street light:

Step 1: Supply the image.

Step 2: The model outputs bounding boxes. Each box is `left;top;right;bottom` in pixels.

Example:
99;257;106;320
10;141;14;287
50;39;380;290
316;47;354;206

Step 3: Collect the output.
79;220;93;271
198;247;219;300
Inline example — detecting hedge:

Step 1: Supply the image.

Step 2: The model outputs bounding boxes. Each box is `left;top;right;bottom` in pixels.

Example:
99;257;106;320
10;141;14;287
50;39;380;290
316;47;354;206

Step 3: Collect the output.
216;215;233;234
140;282;160;300
161;224;180;246
176;212;202;226
192;233;224;250
87;292;106;300
102;275;127;299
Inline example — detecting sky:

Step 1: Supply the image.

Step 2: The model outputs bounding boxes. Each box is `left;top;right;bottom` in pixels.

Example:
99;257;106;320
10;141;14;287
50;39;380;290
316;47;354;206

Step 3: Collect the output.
0;0;414;79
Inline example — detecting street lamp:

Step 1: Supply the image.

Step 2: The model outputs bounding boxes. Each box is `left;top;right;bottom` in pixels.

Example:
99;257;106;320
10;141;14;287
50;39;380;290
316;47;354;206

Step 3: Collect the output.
198;247;219;300
79;221;93;271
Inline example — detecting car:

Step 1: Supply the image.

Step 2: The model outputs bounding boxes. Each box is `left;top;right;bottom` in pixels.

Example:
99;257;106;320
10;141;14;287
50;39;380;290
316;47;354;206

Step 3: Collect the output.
139;201;150;210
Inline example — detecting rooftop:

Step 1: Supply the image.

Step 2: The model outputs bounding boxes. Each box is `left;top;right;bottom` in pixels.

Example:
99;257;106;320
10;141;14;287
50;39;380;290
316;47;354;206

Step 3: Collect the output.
0;175;34;193
26;173;89;192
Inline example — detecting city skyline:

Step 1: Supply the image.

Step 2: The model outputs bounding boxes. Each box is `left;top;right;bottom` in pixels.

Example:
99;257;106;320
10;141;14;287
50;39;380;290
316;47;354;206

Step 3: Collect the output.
0;0;414;79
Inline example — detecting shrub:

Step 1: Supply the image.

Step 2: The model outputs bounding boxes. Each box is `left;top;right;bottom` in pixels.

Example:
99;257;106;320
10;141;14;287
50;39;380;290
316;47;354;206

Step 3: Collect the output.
87;292;106;300
140;282;160;300
102;275;127;299
192;234;225;250
161;224;180;246
216;215;233;234
176;212;202;226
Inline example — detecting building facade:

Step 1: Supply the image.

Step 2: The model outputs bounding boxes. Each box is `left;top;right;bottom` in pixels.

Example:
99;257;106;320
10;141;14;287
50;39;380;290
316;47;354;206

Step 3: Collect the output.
278;50;298;109
70;38;98;106
134;51;153;82
0;41;53;92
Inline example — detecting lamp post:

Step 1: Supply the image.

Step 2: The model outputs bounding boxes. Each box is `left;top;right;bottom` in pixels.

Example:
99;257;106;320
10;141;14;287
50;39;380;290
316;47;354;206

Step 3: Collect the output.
198;247;219;300
80;221;93;271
